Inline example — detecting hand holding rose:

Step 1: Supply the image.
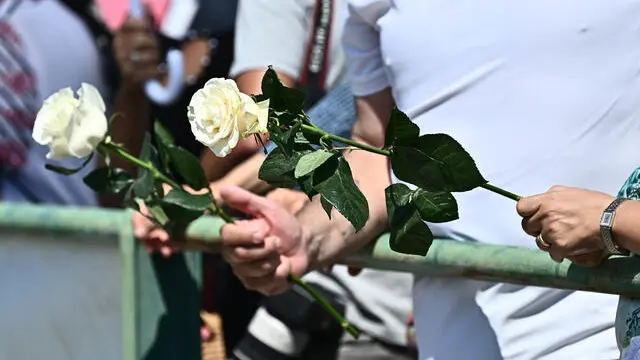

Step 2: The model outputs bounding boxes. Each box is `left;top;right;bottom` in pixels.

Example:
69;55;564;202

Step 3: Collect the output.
516;185;615;267
219;186;310;295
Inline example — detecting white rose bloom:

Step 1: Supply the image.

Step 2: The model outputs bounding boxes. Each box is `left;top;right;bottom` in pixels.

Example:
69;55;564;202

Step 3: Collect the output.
188;78;270;157
32;83;108;160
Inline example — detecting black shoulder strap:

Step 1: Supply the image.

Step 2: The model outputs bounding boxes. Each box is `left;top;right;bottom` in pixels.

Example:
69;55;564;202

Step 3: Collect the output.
298;0;333;110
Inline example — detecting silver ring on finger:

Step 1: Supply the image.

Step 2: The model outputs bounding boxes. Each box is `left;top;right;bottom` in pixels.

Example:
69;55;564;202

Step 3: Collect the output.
536;234;551;249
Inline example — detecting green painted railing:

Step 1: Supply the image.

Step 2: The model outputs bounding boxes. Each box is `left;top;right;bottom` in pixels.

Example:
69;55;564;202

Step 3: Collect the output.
1;203;640;359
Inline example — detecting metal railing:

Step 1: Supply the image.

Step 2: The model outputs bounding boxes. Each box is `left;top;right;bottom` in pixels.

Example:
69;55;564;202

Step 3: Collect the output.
1;203;639;359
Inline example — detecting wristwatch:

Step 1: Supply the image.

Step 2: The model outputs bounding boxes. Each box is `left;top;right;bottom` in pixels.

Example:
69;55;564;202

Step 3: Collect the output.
600;198;630;255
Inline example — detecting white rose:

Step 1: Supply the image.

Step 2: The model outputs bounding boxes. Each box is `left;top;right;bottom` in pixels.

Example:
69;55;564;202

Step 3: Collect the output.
32;83;108;160
188;78;270;157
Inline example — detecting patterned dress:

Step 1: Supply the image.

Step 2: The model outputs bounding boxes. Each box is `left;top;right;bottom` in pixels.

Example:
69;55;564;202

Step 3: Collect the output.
614;167;640;358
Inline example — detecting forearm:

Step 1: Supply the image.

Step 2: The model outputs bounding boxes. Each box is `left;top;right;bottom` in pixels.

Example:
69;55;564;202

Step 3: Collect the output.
298;89;394;269
100;84;150;207
213;152;272;195
201;138;265;181
612;200;640;254
299;144;389;269
106;84;150;167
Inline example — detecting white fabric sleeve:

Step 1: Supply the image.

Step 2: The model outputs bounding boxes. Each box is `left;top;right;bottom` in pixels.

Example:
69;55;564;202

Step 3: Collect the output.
230;0;310;81
342;0;391;96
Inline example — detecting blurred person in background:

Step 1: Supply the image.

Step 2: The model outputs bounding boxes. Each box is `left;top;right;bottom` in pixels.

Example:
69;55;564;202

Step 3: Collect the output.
106;0;237;199
104;0;252;355
0;0;110;205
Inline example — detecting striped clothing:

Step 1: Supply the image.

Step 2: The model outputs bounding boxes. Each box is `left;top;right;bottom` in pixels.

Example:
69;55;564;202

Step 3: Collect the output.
0;19;38;169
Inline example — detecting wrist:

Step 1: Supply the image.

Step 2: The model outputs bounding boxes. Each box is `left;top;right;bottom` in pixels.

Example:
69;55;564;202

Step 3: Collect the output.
600;197;629;255
612;199;640;253
299;224;322;273
119;81;147;97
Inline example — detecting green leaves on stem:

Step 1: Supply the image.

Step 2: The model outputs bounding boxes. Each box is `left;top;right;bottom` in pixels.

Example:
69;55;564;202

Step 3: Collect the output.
79;122;214;231
312;156;369;231
165;146;208;190
382;108;490;255
294;149;335;178
260;145;368;231
385;184;458;255
391;135;487;193
84;167;134;194
258;68;370;230
154;121;208;191
260;66;306;115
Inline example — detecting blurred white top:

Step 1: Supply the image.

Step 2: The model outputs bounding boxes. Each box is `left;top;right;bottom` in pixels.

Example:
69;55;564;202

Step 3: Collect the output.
344;0;640;359
230;0;348;91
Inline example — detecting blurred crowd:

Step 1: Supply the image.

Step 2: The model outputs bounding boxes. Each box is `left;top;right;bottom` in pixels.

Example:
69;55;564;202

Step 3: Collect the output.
4;1;640;360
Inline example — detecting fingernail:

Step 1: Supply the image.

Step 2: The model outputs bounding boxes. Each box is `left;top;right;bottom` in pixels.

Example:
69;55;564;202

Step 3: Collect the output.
274;237;282;251
252;233;263;244
200;326;212;341
161;247;172;258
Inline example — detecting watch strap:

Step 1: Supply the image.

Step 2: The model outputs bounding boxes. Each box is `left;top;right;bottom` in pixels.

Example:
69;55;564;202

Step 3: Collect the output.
600;198;629;255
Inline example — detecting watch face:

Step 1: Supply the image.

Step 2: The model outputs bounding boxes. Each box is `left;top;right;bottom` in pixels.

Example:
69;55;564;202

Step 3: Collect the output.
601;212;614;227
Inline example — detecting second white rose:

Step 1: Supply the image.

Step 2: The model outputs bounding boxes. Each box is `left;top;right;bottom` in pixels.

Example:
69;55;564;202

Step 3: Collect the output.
188;78;270;157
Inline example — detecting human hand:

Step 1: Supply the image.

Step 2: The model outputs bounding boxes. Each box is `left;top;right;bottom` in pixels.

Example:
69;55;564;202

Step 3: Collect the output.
132;200;179;258
113;10;160;86
516;185;615;267
265;188;310;215
131;183;178;257
264;188;363;276
219;186;310;295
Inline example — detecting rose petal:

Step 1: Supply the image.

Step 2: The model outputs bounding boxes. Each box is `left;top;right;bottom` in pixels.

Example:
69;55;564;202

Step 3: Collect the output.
208;130;238;157
46;136;73;160
77;83;106;113
32;87;76;144
66;93;108;158
256;99;270;132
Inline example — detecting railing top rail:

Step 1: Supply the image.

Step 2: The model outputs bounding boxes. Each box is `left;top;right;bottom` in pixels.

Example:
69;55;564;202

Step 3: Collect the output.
2;203;640;297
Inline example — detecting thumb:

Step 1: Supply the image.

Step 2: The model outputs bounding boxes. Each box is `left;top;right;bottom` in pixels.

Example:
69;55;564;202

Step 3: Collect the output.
220;186;295;232
220;185;281;218
516;194;542;218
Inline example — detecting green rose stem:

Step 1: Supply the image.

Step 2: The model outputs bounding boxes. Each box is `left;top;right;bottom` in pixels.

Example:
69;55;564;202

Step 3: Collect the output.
299;124;522;202
98;141;361;339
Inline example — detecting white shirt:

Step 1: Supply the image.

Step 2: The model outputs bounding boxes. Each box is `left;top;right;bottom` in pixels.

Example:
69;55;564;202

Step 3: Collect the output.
230;0;347;91
1;0;104;205
344;1;640;359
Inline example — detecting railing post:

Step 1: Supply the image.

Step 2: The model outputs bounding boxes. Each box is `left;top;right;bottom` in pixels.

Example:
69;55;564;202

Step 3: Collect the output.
121;212;203;360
